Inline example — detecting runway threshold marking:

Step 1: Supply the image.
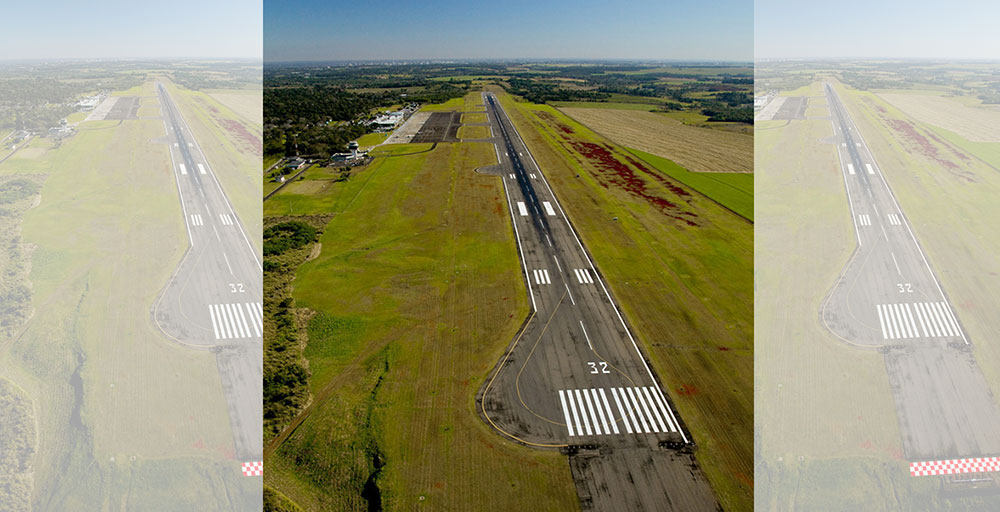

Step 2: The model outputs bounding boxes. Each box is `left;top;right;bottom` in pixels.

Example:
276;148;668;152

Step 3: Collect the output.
517;201;528;216
877;302;960;340
209;302;263;340
220;213;234;226
573;268;594;284
190;214;203;226
559;387;676;437
887;213;902;225
858;214;871;226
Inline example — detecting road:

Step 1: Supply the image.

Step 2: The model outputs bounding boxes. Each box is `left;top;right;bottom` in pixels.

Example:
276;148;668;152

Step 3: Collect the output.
150;82;264;477
821;83;1000;467
477;93;718;511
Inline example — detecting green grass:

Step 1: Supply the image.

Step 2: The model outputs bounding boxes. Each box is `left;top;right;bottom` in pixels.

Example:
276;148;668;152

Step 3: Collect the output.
927;124;1000;169
496;90;752;511
419;97;464;111
264;154;282;171
550;101;660;111
460;112;487;124
456;125;490;139
264;141;577;511
355;132;387;148
625;148;753;221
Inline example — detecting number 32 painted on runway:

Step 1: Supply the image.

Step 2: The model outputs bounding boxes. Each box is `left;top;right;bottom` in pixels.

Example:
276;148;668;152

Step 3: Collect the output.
588;361;610;374
230;283;245;293
897;283;912;293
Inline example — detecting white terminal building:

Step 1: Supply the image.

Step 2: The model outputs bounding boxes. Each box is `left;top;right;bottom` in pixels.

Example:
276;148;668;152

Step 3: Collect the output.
332;141;367;163
371;111;405;131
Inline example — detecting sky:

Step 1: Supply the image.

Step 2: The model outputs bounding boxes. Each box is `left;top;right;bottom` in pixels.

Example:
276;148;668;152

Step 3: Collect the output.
756;0;1000;59
0;0;262;60
264;0;754;62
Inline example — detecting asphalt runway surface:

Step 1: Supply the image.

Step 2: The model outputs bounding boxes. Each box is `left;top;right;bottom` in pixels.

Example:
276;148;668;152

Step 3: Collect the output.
477;92;718;511
771;96;807;120
105;96;140;120
820;83;1000;462
150;82;264;477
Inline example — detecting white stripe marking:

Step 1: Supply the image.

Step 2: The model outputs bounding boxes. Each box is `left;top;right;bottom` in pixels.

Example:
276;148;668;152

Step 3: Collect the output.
198;163;206;175
847;163;855;175
543;201;556;216
610;388;633;434
866;163;875;174
598;389;619;434
588;389;606;435
575;390;592;435
559;390;575;437
517;201;528;216
179;164;187;175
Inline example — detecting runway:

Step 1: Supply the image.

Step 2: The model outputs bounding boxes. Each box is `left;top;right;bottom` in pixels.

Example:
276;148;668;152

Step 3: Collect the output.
150;82;264;475
477;93;718;510
820;83;1000;466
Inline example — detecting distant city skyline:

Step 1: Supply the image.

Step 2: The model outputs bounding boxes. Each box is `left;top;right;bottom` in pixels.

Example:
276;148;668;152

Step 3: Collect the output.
0;0;262;59
756;0;1000;59
264;0;753;62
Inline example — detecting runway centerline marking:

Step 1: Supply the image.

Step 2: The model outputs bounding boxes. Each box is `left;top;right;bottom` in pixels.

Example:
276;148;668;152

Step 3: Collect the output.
579;320;594;350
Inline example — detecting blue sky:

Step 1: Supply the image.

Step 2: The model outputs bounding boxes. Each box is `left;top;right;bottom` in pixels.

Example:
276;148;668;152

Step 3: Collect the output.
0;0;262;59
756;0;1000;59
264;0;753;62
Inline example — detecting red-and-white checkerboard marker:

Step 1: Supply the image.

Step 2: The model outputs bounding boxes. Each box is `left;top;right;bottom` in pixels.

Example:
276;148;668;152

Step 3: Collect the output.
910;457;1000;476
242;461;263;477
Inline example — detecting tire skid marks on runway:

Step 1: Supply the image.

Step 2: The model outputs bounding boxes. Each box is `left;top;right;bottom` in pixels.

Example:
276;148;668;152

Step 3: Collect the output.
573;268;594;284
858;214;871;226
887;213;902;225
220;213;235;226
559;387;677;437
877;302;961;340
532;269;551;285
209;302;263;340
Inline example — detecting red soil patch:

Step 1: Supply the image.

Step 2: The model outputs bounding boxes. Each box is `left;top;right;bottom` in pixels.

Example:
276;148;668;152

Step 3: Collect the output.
568;141;698;226
717;346;730;351
218;118;262;155
676;385;699;396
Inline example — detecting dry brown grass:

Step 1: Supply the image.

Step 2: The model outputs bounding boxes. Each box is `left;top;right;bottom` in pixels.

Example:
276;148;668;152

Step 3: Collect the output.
879;93;1000;142
559;107;753;173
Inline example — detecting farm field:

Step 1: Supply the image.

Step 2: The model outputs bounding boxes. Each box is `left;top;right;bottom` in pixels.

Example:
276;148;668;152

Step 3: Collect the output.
877;92;1000;142
263;141;578;510
626;147;753;220
559;107;753;173
494;90;752;511
207;88;264;126
0;89;249;509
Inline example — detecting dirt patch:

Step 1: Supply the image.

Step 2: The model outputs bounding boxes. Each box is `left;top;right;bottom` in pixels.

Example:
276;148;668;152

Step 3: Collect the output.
564;139;698;226
883;117;976;181
218;118;262;155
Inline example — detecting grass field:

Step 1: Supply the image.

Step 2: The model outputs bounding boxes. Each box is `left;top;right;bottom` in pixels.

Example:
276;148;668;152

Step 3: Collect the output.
494;90;752;511
0;83;252;508
559;107;753;173
460;112;487;124
625;148;753;220
264;141;578;510
356;132;388;149
419;97;464;111
456;125;490;139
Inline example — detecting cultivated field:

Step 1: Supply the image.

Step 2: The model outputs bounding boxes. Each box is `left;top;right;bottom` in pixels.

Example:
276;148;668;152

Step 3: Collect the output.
559;107;753;173
878;92;1000;142
626;148;753;220
207;88;264;126
264;142;577;511
496;90;753;511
